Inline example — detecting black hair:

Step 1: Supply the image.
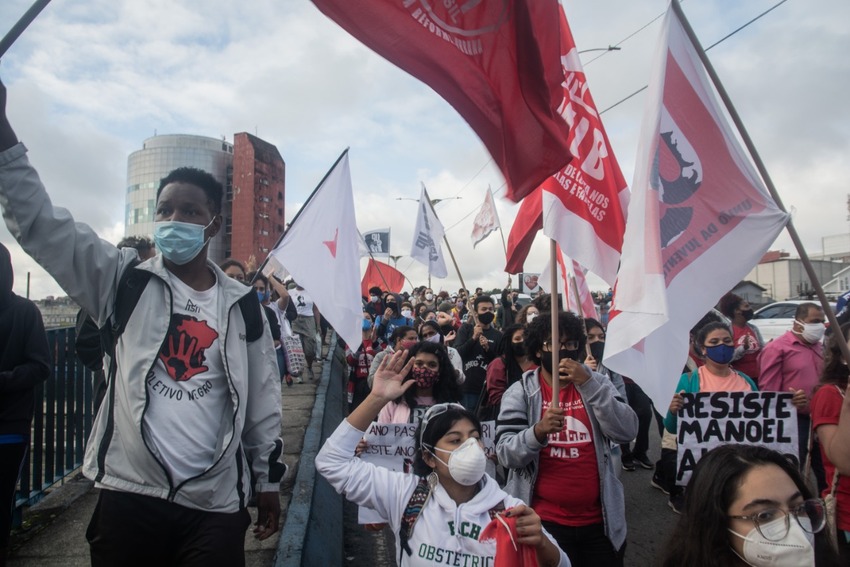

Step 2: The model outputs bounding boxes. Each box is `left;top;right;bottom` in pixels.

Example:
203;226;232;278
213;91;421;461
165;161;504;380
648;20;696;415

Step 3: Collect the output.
795;302;822;320
117;235;154;253
695;321;731;348
413;406;481;476
400;341;461;410
821;322;850;388
473;294;494;310
246;270;268;287
419;320;442;341
660;444;840;567
496;324;527;389
369;286;382;296
718;292;744;318
390;325;416;345
525;311;586;365
219;258;246;275
156;167;223;214
690;310;723;338
584;317;604;333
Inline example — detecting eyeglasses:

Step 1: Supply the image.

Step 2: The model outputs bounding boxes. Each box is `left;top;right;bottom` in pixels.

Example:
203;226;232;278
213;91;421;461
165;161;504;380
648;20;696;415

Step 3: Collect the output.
419;403;465;448
543;339;580;351
729;499;826;541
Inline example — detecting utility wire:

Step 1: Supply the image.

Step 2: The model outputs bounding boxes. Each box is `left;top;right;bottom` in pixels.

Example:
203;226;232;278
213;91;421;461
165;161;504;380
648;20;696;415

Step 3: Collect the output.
599;0;790;115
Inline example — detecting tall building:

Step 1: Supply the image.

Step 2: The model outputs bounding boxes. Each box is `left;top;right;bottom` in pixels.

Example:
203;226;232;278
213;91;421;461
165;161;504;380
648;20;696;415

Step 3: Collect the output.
125;133;286;266
230;133;286;267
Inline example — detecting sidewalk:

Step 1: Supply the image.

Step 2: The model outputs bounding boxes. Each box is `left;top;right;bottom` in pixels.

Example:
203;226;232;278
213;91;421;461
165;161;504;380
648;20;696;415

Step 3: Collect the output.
6;354;325;567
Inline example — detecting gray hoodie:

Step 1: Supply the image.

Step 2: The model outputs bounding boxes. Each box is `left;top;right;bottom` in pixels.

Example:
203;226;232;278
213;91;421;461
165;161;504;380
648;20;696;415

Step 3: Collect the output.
495;367;638;551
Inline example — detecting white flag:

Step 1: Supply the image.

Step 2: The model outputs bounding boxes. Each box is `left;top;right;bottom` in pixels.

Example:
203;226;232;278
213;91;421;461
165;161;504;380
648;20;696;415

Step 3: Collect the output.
471;187;501;248
267;150;364;350
363;228;391;256
410;184;448;278
603;6;789;412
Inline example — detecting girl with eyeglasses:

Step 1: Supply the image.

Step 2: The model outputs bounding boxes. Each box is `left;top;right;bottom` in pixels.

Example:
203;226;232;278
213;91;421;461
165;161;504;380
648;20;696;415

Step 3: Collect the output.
316;350;570;566
660;444;839;566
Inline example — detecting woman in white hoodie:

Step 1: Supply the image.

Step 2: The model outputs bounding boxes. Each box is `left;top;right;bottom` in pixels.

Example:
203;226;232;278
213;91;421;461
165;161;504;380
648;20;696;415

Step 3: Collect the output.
316;350;570;566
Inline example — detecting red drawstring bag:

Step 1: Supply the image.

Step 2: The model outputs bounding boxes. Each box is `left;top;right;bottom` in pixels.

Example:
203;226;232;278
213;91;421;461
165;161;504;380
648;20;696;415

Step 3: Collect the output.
479;508;539;567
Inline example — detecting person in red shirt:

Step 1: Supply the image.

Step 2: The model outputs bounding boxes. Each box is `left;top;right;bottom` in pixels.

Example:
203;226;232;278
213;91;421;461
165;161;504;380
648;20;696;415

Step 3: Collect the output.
496;312;638;566
811;322;850;563
717;292;764;383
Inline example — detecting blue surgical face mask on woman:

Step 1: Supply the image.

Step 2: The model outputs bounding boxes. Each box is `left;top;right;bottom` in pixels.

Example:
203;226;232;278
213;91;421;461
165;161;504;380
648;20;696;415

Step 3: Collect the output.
154;218;215;265
704;344;735;364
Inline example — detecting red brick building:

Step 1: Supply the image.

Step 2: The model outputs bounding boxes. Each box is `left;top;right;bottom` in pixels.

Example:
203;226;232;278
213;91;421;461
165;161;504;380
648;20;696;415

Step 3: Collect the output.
228;133;286;267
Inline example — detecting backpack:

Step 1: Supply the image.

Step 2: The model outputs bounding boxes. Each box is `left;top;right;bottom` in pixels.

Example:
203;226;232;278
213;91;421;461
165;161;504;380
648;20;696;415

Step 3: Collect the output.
95;261;263;383
398;476;505;563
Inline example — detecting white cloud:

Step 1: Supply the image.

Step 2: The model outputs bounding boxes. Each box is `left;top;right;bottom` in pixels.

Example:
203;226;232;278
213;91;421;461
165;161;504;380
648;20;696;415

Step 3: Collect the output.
1;0;848;301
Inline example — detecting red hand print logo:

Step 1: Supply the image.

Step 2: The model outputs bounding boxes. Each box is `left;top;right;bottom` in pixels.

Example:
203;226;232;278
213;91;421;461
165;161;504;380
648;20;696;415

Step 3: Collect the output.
158;315;218;381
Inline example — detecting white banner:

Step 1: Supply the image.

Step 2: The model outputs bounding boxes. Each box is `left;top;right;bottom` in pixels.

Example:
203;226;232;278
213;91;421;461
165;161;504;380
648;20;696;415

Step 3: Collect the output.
358;420;496;523
410;183;448;278
676;392;798;486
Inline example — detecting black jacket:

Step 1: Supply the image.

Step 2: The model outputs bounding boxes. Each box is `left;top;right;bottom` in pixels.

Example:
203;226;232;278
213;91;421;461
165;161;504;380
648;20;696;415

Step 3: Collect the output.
0;243;51;437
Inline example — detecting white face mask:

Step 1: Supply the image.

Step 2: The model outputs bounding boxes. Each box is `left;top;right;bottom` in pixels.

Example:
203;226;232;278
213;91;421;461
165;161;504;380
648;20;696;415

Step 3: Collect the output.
401;308;413;318
425;293;434;301
430;438;486;486
729;516;815;567
526;312;538;323
795;320;825;343
424;333;442;344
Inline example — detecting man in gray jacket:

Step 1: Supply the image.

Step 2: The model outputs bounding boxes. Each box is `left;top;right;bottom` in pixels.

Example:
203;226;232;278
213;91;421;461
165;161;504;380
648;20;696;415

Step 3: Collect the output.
496;311;637;566
0;80;283;566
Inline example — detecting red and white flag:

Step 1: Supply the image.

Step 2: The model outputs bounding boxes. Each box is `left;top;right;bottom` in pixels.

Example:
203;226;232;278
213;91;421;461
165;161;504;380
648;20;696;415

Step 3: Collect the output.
310;0;571;202
603;6;789;411
471;187;501;248
267;150;364;350
570;260;599;321
505;186;543;274
540;4;629;285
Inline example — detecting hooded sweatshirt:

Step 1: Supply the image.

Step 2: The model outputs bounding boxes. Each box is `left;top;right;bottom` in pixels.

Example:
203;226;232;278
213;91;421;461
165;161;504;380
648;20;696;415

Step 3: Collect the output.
315;419;570;566
0;243;51;438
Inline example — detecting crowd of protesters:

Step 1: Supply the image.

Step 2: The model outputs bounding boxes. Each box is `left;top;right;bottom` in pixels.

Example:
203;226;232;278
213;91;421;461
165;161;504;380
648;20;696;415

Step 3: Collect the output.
0;85;846;564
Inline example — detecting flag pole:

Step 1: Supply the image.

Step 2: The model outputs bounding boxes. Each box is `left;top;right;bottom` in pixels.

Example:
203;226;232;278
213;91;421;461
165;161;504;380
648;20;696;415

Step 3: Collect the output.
671;0;850;365
0;0;51;59
423;186;467;290
367;253;392;292
253;147;349;283
549;239;561;401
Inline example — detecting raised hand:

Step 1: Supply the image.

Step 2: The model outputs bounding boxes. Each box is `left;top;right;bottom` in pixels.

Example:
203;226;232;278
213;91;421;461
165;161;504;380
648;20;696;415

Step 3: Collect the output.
371;349;415;403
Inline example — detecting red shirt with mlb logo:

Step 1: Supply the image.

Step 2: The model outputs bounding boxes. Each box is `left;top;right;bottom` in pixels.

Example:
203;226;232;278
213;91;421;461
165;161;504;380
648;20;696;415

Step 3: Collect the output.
531;376;602;526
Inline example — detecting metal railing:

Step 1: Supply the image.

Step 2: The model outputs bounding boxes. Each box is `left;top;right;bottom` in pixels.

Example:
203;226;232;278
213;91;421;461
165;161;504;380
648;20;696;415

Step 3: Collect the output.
14;326;94;523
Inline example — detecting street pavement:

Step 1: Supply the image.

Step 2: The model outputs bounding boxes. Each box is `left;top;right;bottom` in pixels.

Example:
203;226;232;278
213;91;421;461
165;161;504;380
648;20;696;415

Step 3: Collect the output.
6;360;323;567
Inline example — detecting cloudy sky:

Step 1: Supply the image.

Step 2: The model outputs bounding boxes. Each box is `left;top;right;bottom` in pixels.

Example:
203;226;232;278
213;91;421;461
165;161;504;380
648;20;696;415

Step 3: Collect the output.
1;0;848;300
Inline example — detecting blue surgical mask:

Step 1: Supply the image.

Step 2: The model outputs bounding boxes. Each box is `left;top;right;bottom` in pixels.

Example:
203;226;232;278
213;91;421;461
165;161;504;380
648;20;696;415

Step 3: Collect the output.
154;218;214;265
256;290;269;303
362;319;373;331
704;344;735;365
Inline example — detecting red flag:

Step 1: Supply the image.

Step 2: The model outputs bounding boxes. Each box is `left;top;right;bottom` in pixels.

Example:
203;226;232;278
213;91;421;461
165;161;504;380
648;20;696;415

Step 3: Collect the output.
541;4;629;286
603;6;789;413
361;259;406;297
311;1;572;202
505;187;542;274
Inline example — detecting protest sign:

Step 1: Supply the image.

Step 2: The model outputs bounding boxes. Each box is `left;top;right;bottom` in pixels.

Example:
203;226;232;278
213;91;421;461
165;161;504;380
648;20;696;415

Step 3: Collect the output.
358;420;496;524
676;391;797;486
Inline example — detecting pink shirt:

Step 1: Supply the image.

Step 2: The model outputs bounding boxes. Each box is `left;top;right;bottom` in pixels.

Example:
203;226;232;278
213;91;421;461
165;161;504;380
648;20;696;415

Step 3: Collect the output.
757;331;823;413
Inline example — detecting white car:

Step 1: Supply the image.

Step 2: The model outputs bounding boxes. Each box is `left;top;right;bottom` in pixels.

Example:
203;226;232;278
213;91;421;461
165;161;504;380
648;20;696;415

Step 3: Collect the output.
750;300;835;343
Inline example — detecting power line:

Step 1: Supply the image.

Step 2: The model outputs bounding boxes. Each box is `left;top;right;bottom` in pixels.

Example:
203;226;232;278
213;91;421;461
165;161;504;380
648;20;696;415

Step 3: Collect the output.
599;0;790;115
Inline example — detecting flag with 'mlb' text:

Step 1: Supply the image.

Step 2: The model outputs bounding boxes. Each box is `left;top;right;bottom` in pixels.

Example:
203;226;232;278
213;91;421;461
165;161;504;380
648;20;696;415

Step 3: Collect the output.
540;4;629;286
410;184;448;278
310;0;571;202
603;5;789;412
266;151;364;350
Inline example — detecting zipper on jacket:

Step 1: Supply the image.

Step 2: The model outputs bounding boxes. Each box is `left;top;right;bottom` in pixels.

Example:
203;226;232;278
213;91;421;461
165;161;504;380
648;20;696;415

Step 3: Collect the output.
139;277;176;496
168;299;242;502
